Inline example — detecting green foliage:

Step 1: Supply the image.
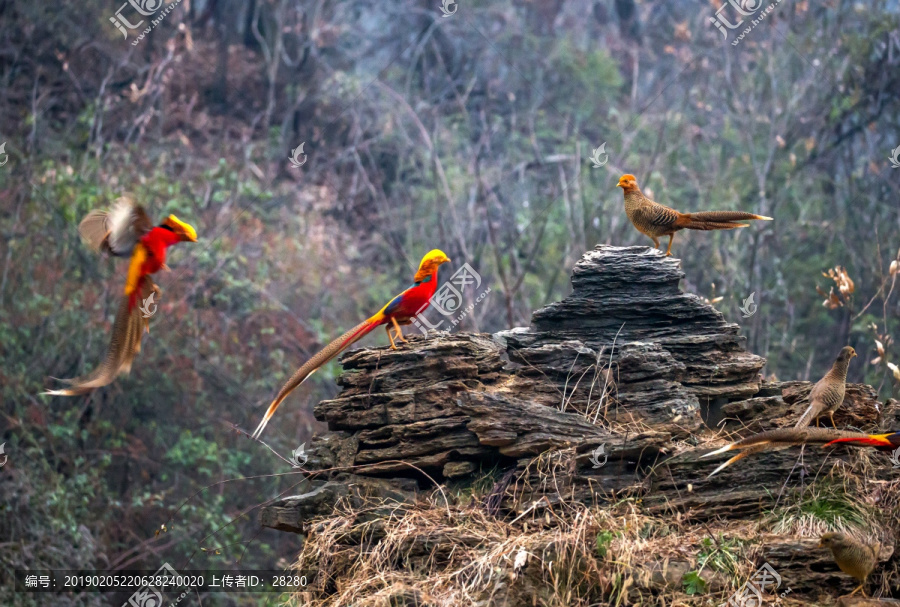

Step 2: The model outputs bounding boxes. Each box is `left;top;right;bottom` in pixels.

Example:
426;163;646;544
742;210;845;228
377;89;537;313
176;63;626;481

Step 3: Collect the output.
682;570;708;595
768;480;872;534
594;529;615;558
697;535;745;579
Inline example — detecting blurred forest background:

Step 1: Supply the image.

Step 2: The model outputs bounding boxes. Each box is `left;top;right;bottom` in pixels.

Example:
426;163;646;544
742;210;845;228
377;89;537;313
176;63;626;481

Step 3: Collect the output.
1;0;899;603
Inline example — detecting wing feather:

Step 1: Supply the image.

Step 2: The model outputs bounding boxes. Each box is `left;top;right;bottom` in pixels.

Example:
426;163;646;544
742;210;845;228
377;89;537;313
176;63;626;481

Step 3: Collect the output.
78;196;152;257
637;202;680;229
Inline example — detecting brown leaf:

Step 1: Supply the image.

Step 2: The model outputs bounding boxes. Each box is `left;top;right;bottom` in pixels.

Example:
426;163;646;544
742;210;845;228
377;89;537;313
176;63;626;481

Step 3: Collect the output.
888;362;900;382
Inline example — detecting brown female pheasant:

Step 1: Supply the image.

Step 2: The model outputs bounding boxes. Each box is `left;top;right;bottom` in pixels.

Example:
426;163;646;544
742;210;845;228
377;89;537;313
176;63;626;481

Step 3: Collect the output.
616;174;772;256
796;346;857;428
702;346;858;476
818;532;879;598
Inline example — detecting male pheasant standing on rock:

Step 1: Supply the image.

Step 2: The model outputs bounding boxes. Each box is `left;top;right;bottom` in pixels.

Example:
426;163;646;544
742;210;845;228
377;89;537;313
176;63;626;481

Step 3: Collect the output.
616;174;772;256
818;532;879;598
251;249;452;439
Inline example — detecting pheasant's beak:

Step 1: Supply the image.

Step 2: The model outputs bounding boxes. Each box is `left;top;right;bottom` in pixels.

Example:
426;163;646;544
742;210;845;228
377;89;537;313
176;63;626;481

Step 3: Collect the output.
167;215;198;242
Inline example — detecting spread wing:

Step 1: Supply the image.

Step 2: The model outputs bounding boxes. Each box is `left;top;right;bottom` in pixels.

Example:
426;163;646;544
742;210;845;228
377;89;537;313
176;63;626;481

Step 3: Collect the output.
78;195;152;257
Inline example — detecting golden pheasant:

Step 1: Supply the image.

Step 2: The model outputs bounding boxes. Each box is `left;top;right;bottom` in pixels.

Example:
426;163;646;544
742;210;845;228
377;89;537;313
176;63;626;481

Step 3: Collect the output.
251;249;451;439
702;427;900;478
43;196;197;396
818;532;879;597
703;346;857;476
616;174;772;256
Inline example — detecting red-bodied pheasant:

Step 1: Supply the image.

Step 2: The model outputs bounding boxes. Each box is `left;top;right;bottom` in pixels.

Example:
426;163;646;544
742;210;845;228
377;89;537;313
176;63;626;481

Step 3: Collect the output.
43;196;197;396
251;249;451;439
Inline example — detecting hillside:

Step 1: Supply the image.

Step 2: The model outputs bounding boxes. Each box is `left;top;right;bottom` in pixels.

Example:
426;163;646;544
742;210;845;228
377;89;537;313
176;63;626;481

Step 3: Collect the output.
259;246;900;605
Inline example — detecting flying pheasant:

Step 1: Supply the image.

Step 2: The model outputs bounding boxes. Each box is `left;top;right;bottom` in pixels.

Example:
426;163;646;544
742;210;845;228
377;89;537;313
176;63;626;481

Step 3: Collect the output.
251;249;452;439
616;174;772;256
818;532;879;598
702;346;857;476
43;196;197;396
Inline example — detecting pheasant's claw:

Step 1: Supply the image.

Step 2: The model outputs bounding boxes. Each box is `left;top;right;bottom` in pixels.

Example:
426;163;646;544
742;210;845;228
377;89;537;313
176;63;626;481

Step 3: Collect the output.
390;318;408;345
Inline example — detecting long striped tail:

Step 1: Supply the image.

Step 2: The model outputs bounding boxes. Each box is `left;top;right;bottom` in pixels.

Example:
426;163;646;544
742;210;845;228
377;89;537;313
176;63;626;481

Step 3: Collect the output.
679;210;772;231
701;427;877;478
42;278;156;396
250;314;384;439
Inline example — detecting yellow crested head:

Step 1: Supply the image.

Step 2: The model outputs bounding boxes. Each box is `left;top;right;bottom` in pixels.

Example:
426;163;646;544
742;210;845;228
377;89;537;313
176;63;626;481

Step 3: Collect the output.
164;215;198;242
419;249;451;268
414;249;451;282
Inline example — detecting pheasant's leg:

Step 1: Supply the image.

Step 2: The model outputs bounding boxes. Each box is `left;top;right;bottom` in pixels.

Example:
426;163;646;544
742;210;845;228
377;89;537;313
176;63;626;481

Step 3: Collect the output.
828;411;836;427
651;236;660;250
385;325;398;350
391;317;409;343
665;234;675;256
848;584;862;597
815;417;820;428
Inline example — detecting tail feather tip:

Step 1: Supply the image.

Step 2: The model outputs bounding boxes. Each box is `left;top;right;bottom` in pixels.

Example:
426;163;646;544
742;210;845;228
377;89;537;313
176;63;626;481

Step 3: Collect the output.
251;416;270;440
701;443;735;458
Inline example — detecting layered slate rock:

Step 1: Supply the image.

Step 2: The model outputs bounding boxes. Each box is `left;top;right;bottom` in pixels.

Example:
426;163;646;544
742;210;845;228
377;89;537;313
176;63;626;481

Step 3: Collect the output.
261;245;895;544
501;246;765;438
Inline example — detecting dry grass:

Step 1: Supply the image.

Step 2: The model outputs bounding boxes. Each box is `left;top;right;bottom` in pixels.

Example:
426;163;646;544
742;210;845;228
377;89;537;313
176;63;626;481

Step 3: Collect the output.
287;413;900;606
288;481;784;607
